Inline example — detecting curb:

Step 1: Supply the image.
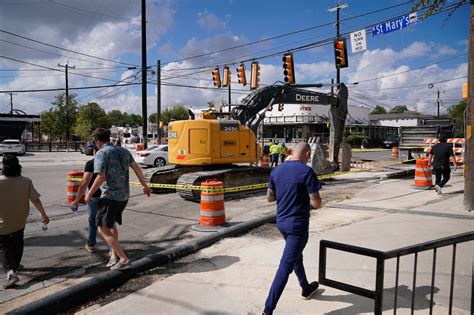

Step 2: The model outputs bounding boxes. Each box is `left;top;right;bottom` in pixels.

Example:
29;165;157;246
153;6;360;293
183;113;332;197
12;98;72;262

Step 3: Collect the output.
7;214;276;315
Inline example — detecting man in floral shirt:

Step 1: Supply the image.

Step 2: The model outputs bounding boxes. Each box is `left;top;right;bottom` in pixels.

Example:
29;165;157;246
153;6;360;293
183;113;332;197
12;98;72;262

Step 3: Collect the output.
85;128;151;270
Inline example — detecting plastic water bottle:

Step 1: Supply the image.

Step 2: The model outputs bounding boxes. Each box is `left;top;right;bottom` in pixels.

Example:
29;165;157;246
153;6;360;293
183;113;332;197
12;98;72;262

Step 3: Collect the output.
42;223;48;231
71;206;78;215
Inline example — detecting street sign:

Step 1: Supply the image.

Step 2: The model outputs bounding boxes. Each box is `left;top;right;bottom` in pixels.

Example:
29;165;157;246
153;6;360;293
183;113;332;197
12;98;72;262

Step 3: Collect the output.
350;30;367;53
372;12;417;37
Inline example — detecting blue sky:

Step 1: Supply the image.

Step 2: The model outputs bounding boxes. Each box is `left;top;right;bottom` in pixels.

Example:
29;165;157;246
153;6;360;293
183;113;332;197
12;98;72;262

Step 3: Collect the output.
0;0;470;116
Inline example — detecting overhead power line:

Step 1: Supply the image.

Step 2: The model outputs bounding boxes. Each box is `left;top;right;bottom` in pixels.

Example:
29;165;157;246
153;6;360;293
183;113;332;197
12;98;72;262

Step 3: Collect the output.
0;82;140;94
0;28;137;67
351;75;468;91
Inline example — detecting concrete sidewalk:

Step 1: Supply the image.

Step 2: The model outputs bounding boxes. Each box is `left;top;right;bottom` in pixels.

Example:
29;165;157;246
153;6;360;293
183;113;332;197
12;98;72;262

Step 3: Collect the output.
82;173;472;314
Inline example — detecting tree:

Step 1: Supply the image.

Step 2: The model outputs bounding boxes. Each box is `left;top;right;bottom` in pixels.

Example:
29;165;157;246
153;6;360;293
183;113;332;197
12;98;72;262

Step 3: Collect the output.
161;105;189;125
370;106;387;114
107;110;125;126
40;109;62;140
74;102;109;139
49;93;79;141
389;105;409;113
447;101;467;137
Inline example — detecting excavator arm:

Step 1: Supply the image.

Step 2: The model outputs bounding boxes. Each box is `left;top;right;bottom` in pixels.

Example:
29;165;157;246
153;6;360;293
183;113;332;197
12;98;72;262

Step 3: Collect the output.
231;83;348;164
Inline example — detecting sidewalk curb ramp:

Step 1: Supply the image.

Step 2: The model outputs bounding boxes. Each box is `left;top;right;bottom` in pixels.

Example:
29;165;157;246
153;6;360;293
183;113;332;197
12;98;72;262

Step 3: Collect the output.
7;214;276;315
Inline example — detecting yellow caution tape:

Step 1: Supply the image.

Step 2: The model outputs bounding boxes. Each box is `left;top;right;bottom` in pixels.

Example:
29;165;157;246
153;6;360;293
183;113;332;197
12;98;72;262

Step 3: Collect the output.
67;169;366;194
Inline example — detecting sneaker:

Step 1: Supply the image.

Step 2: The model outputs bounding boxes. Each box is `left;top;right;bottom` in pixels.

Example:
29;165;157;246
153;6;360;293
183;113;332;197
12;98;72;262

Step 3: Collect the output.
110;259;130;271
301;281;319;300
4;271;20;289
434;185;442;195
106;256;119;268
84;244;96;253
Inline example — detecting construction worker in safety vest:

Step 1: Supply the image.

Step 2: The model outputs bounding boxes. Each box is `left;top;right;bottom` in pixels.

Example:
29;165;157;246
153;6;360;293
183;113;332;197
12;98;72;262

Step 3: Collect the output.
270;142;280;167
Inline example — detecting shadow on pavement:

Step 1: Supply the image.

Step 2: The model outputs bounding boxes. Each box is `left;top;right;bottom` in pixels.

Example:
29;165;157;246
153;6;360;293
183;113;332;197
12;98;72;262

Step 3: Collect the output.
318;285;439;314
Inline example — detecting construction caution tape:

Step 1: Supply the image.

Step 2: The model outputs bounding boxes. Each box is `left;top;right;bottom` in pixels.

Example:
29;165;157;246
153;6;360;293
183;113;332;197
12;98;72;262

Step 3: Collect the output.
67;169;367;194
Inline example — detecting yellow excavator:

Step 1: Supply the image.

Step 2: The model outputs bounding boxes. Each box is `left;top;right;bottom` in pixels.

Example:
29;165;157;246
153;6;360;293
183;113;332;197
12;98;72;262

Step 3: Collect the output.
146;83;348;201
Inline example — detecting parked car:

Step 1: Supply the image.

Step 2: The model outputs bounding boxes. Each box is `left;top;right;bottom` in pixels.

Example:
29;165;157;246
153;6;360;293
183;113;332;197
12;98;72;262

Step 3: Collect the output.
0;139;26;155
81;141;96;156
135;145;168;167
383;135;399;148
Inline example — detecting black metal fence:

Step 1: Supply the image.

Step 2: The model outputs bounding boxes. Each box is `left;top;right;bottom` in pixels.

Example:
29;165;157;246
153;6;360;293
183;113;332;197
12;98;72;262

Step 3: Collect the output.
319;231;474;315
26;142;81;152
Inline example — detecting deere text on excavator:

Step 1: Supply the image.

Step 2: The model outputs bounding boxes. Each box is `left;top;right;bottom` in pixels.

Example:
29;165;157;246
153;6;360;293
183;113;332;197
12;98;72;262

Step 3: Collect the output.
145;83;348;202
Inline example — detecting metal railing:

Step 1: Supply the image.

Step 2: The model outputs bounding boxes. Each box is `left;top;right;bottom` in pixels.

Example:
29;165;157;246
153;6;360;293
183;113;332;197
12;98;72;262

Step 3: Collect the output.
319;231;474;315
26;142;81;152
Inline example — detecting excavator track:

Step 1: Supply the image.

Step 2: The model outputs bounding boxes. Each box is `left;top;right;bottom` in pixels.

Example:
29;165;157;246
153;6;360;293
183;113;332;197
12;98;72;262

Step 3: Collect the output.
176;166;271;202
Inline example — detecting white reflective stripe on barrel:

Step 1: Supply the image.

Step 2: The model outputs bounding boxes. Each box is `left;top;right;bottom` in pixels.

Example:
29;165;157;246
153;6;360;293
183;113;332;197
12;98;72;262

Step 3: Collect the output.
200;210;225;217
67;181;80;186
415;176;431;181
416;167;432;172
67;192;78;196
201;194;224;201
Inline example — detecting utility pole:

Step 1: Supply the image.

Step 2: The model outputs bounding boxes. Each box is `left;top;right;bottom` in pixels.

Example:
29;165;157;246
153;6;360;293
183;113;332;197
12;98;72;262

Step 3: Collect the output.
464;4;473;212
3;92;17;114
58;62;75;151
228;81;231;107
141;0;148;149
157;59;161;144
329;2;348;86
437;90;440;118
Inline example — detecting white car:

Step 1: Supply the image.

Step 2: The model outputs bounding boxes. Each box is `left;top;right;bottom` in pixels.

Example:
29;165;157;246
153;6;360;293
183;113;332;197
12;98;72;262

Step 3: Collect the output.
135;145;168;167
0;139;26;155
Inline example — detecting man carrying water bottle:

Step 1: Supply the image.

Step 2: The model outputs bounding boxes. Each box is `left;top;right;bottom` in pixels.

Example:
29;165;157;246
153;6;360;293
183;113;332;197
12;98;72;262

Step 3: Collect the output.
70;145;101;253
0;155;49;289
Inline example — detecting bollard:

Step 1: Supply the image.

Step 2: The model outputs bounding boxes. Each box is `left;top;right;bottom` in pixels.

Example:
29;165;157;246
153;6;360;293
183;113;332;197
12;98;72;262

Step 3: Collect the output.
192;179;226;232
260;154;270;167
67;171;84;204
391;146;399;159
413;159;432;189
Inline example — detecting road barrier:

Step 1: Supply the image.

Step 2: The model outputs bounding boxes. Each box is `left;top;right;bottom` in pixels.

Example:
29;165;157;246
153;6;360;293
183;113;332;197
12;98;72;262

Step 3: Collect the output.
391;146;399;159
414;159;432;189
193;180;226;231
66;171;84;204
260;154;270;167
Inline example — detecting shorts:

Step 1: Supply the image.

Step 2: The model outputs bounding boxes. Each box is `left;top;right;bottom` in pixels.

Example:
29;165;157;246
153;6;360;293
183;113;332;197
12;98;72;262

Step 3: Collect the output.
96;198;128;228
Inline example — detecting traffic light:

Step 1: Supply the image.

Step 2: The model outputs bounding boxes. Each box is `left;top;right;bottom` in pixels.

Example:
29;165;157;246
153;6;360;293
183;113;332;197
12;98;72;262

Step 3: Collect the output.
250;61;260;90
159;121;164;129
236;63;246;86
333;38;348;69
212;67;221;88
282;53;295;84
223;66;231;87
278;104;284;111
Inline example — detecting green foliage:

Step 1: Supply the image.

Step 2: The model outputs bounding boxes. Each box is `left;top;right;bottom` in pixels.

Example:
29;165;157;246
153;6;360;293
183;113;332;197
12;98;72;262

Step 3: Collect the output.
106;110;142;127
40;93;79;140
447;101;467;137
160;105;189;125
74;102;109;139
370;105;387;114
389;105;409;113
344;131;367;147
412;0;468;19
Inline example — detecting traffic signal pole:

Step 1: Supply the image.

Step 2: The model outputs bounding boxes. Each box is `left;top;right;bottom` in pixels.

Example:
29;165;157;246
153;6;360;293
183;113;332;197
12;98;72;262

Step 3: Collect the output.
464;4;473;212
157;59;161;145
141;0;148;149
329;3;347;85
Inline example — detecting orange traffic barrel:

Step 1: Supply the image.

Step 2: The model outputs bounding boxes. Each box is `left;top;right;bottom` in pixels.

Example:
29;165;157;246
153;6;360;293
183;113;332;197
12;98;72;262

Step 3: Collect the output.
67;171;84;204
414;159;432;189
261;154;270;167
135;143;144;151
391;146;399;159
192;179;226;232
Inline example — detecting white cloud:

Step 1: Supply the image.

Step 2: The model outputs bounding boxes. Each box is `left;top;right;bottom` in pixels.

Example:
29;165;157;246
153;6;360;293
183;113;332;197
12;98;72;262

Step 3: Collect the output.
196;10;227;30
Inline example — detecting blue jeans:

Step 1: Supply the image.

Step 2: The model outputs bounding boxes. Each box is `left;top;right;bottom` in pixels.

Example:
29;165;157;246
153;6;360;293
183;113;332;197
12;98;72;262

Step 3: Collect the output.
87;197;100;246
264;229;311;314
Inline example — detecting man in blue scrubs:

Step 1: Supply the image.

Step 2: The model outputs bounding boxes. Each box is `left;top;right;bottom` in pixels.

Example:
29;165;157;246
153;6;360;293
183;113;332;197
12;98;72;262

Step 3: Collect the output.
263;142;322;315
